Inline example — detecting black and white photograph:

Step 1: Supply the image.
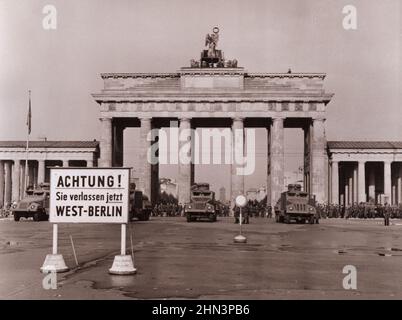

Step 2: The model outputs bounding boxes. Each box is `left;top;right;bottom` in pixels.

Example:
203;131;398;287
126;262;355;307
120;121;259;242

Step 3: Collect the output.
0;0;401;306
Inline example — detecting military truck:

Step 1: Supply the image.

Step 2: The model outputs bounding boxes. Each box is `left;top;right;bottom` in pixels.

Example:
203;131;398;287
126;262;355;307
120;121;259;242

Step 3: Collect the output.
11;183;50;222
184;183;217;222
275;184;318;224
129;184;152;221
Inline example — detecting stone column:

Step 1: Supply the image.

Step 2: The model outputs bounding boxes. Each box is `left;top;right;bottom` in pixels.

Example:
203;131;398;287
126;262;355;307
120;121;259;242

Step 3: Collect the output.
368;167;376;202
348;175;353;206
392;185;396;205
352;166;357;203
231;117;245;208
4;162;12;206
139;117;152;198
311;118;326;203
266;125;272;207
12;160;21;202
358;161;366;203
178;117;192;204
345;185;349;206
62;160;69;167
87;160;94;167
331;161;339;204
398;166;402;205
151;126;160;205
270;117;285;213
384;161;392;204
303;126;312;194
99;117;113;167
20;161;26;198
0;161;4;208
37;160;45;184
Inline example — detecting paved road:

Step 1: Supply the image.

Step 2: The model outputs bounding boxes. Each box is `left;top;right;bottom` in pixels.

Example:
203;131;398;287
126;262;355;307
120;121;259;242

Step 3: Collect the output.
1;217;402;299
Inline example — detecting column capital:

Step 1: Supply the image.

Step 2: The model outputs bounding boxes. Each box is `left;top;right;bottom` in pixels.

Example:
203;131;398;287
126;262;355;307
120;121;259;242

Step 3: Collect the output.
99;117;112;122
358;160;366;165
178;116;191;122
312;116;326;122
139;116;152;122
272;116;285;121
232;117;245;122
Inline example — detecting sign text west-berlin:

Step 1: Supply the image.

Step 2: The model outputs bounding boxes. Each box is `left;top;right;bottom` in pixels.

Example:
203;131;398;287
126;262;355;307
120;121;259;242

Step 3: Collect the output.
50;168;130;223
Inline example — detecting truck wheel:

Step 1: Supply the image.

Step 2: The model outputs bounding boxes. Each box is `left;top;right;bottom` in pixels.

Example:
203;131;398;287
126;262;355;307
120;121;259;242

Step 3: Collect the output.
315;218;320;224
187;215;192;222
309;217;315;224
14;213;20;222
284;215;290;224
33;212;41;222
209;214;215;222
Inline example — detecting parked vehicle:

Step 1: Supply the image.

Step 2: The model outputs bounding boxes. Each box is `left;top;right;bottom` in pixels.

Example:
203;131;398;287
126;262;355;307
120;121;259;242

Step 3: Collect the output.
275;184;318;224
184;183;218;222
12;183;50;222
129;185;152;221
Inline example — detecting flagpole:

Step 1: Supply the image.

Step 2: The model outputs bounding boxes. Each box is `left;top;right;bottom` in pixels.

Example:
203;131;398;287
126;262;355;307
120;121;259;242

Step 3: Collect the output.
24;90;31;195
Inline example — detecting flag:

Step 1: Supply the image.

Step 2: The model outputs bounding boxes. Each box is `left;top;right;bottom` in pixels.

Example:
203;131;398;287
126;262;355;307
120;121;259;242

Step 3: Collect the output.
26;91;31;135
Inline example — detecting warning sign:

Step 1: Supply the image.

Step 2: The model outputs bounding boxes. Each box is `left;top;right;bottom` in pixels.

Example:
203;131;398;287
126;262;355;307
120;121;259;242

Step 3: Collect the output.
49;168;130;223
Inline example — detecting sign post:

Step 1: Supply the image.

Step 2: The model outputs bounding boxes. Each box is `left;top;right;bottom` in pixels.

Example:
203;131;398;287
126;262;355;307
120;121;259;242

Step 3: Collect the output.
41;223;69;273
109;223;137;275
234;194;247;243
41;167;136;275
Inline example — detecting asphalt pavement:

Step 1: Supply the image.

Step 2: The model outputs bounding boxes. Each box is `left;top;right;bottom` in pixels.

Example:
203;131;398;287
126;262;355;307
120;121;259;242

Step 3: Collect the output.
1;216;402;299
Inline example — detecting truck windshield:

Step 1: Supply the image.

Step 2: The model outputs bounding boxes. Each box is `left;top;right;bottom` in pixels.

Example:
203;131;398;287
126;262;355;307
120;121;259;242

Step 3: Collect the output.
287;192;308;197
192;192;211;197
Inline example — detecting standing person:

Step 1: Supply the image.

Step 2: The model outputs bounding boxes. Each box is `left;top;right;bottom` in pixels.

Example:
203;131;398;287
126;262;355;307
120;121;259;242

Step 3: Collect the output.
384;203;391;226
243;205;250;224
233;205;240;224
267;205;272;219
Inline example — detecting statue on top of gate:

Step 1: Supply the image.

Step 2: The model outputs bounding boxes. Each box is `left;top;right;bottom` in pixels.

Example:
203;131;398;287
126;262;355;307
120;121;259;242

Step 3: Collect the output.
205;27;220;58
189;27;238;69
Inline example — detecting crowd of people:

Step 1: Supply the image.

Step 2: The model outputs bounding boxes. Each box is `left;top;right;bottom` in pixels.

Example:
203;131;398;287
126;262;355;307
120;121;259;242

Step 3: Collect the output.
150;199;402;221
152;202;183;217
315;203;402;219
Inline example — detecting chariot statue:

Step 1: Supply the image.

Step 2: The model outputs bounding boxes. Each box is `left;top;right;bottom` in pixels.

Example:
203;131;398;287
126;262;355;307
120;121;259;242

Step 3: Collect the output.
205;27;220;58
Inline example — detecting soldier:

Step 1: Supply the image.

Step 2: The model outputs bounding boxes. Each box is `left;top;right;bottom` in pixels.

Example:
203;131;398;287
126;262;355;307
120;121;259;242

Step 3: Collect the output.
384;203;391;226
267;205;272;219
233;205;240;224
243;205;250;224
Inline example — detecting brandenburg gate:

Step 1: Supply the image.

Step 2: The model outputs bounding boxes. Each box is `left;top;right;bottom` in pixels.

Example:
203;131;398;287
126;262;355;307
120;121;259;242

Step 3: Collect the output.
92;29;333;210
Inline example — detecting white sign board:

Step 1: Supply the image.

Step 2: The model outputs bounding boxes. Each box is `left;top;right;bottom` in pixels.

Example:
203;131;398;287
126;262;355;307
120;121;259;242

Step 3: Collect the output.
49;168;130;223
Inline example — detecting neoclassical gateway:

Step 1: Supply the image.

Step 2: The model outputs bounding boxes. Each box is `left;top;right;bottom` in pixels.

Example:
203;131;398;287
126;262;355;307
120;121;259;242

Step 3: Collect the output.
1;31;402;210
91;30;333;208
93;68;331;207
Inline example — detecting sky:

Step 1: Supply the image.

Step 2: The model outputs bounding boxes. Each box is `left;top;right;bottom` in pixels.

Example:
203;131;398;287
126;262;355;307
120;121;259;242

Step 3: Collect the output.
0;0;401;193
